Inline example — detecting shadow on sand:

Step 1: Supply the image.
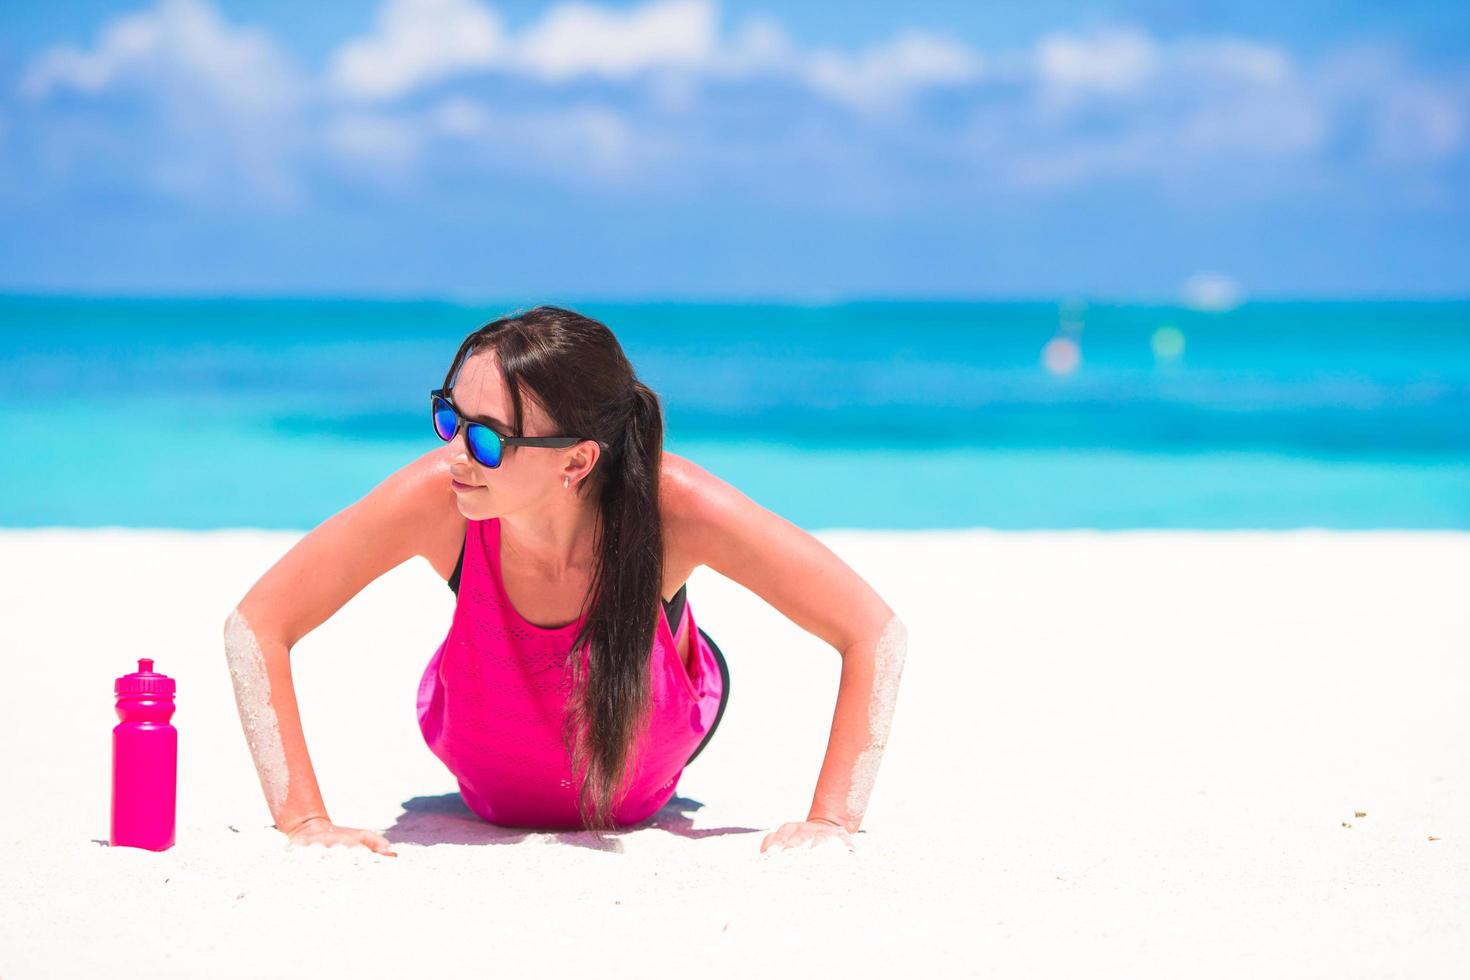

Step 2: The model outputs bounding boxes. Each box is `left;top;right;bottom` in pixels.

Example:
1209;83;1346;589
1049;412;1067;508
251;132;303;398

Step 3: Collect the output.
383;792;763;852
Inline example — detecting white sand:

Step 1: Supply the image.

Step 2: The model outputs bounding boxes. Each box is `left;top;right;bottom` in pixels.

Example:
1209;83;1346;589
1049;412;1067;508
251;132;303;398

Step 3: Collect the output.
2;528;1467;977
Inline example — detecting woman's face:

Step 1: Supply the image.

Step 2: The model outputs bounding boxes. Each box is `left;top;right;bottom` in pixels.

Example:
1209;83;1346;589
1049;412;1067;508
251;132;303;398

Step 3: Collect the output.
442;350;578;519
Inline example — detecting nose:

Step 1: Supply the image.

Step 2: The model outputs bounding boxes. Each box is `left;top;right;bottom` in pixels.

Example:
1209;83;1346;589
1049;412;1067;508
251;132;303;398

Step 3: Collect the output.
442;426;472;463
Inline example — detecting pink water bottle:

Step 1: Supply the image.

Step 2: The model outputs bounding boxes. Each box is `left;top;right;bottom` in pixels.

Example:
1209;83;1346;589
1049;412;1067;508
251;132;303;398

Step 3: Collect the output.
111;658;177;851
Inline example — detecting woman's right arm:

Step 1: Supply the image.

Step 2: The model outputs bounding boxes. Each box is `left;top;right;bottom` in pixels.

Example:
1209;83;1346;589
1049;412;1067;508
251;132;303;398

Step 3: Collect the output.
222;447;460;855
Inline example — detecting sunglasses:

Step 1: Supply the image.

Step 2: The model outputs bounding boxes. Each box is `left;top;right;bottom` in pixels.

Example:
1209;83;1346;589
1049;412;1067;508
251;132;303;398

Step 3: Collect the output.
430;389;584;468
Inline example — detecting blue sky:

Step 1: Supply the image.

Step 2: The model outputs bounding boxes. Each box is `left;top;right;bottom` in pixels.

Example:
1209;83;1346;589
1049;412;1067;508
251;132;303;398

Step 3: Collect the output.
1;0;1467;300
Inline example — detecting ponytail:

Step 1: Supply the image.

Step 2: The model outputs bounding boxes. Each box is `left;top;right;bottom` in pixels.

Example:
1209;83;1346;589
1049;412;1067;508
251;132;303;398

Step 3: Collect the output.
564;380;665;830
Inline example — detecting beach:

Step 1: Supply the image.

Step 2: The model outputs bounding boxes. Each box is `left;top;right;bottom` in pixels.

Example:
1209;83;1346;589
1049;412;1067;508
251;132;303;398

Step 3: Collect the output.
5;0;1467;973
2;527;1467;977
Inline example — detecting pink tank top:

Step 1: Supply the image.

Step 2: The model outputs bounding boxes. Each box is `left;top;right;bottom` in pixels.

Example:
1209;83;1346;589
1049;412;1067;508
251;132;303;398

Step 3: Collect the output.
417;517;724;829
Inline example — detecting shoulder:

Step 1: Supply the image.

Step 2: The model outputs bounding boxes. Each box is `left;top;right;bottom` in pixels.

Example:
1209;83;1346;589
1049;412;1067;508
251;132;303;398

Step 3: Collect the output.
659;451;742;540
374;447;460;525
230;448;464;646
658;450;774;572
356;447;465;572
656;450;894;649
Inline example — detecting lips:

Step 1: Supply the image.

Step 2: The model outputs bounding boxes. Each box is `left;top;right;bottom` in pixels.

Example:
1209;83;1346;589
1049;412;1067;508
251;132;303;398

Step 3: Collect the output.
450;478;482;492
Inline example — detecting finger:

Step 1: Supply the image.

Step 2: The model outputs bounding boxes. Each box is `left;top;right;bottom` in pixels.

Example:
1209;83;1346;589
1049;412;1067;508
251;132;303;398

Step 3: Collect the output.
359;830;398;857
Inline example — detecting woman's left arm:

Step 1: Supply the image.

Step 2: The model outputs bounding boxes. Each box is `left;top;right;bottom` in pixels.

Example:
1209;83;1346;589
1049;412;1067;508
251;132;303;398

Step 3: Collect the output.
664;457;908;853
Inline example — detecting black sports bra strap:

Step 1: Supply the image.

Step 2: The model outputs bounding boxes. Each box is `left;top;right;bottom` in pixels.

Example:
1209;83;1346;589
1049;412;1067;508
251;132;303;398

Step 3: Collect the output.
447;536;465;595
662;582;688;631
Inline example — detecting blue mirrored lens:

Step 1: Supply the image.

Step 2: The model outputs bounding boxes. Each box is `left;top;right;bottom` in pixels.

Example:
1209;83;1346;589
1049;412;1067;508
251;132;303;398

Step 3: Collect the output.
466;424;503;467
432;399;457;442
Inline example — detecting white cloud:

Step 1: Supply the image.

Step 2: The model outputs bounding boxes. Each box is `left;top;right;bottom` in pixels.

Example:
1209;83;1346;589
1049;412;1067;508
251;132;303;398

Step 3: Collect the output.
1008;26;1331;189
20;0;299;111
1033;29;1298;139
18;0;305;205
1289;42;1466;168
515;0;718;81
805;30;982;113
326;0;506;101
326;94;655;186
1368;79;1465;166
326;0;720;98
1036;26;1159;99
1173;37;1291;85
1178;89;1324;156
323;113;422;172
430;95;494;137
711;14;797;76
14;1;1466;209
1001;129;1163;190
526;105;637;174
324;0;979;111
428;96;654;183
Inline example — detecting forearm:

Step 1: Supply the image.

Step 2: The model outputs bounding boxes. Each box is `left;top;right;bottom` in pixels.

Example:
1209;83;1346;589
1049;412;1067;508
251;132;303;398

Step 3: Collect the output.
223;607;331;835
806;615;908;834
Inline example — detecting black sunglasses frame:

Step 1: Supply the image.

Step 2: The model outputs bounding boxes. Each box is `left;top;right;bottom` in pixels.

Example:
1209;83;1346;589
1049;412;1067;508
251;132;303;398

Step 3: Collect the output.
430;389;584;467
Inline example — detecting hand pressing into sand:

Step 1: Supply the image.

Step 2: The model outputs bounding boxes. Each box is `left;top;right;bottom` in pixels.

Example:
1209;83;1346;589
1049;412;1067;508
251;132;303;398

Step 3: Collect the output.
760;819;856;854
285;816;398;857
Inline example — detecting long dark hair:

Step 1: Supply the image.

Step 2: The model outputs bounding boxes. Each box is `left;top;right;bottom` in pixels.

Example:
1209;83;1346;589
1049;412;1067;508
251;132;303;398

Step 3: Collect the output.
440;305;664;830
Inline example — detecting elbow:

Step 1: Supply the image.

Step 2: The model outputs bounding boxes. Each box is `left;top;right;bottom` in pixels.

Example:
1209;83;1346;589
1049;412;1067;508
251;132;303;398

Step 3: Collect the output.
223;605;252;646
876;614;908;675
225;604;286;653
839;611;907;669
223;606;267;666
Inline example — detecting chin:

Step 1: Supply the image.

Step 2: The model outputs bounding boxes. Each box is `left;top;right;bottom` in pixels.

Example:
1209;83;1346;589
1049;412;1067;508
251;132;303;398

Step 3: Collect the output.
457;498;499;521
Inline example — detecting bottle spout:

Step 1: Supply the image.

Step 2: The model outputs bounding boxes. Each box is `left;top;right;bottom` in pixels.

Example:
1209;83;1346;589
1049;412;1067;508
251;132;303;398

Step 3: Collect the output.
116;658;174;697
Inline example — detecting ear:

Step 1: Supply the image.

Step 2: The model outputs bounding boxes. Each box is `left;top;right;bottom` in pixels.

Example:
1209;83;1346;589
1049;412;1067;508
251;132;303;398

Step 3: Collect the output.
561;439;601;488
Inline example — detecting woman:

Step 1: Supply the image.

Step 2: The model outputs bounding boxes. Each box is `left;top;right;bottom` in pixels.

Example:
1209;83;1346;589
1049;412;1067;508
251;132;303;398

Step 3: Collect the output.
223;306;907;856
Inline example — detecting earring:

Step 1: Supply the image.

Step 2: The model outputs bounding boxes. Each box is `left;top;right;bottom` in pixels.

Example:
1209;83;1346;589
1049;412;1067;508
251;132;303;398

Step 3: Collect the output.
563;476;571;489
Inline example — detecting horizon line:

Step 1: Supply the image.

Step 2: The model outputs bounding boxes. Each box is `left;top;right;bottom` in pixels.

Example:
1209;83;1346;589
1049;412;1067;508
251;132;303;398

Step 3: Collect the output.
4;288;1469;307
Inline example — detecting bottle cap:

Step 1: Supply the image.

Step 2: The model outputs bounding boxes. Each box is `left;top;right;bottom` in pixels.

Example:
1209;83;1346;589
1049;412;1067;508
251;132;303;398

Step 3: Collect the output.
115;658;176;697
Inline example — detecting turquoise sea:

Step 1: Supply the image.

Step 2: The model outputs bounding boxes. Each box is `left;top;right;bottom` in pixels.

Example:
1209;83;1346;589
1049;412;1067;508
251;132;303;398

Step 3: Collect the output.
2;296;1467;530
